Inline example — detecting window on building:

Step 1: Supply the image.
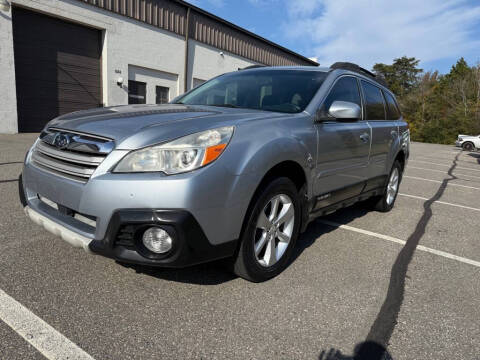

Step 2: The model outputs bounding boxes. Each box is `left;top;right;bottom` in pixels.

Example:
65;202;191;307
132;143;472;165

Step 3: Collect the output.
361;80;385;120
193;78;206;88
128;80;146;104
156;86;170;104
383;90;401;120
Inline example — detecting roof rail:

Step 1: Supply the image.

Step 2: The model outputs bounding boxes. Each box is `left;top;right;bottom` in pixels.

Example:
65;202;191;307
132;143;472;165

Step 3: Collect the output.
239;65;267;71
330;62;387;87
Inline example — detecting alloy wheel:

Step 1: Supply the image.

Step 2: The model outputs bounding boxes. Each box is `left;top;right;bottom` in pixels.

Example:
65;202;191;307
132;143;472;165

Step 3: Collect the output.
386;167;399;205
254;194;295;267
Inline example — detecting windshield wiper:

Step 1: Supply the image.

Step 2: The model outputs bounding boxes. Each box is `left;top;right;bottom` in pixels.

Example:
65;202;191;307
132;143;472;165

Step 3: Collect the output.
209;103;240;108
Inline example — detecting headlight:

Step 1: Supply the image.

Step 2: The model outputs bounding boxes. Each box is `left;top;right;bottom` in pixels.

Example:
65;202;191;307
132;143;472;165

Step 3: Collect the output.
113;126;234;174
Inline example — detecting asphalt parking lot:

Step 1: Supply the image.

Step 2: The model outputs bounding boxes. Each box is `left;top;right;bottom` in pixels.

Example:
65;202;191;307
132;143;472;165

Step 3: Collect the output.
1;134;479;360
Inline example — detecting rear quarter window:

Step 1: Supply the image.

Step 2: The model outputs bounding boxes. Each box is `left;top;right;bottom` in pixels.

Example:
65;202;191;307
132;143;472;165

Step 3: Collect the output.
383;90;401;120
361;80;385;120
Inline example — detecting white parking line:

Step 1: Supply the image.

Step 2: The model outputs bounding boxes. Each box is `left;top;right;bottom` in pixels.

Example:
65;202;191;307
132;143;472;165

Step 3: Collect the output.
403;175;480;190
439;150;464;154
409;159;480;172
319;219;480;268
0;289;95;360
415;153;479;162
411;151;461;156
398;193;480;212
407;166;480;180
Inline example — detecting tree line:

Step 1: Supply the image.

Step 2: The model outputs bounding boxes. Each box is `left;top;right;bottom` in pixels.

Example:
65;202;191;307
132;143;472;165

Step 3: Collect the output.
372;56;480;144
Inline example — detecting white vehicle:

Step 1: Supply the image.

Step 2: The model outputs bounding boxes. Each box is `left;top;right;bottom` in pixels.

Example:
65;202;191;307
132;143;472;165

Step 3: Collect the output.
456;134;480;151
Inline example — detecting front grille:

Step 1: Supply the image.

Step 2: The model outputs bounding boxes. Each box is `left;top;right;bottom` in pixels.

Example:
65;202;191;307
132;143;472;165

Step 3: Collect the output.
31;129;114;183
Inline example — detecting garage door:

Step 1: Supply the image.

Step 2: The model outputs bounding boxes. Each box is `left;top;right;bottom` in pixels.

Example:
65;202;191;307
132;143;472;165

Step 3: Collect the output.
12;7;102;132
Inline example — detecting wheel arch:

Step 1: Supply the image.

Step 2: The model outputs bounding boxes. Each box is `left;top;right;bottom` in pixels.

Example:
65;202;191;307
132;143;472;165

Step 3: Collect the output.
255;160;307;193
462;141;475;150
236;160;308;255
394;149;406;171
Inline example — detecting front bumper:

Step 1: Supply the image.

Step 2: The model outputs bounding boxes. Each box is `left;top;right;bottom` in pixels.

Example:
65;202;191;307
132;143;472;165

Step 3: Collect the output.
20;154;246;267
21;186;237;267
89;208;237;267
455;140;462;147
24;205;92;252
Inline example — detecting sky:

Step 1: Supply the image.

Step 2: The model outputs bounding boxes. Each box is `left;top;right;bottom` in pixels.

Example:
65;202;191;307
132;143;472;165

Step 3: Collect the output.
186;0;480;74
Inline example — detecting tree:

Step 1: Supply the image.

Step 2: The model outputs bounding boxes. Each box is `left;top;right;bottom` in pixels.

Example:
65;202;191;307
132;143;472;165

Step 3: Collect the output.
373;57;480;144
372;56;422;97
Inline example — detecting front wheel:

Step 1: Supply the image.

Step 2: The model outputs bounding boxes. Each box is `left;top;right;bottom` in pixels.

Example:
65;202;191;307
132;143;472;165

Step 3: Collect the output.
462;142;475;151
369;161;402;212
232;177;301;282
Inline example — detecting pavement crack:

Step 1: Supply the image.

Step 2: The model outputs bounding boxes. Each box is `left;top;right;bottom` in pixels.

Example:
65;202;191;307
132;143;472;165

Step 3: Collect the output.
364;151;460;356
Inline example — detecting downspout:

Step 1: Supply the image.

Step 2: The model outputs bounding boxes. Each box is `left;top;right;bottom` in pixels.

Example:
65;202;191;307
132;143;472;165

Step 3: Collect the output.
184;7;191;94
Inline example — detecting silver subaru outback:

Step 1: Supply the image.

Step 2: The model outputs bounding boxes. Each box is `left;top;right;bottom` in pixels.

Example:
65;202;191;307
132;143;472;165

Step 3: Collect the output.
20;63;409;282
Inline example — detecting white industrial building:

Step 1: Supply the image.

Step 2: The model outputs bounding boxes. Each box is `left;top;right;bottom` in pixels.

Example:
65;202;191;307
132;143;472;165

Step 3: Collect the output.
0;0;316;133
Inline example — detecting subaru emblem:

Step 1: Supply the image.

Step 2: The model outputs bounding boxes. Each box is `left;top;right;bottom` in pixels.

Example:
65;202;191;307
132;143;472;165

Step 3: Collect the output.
53;133;70;150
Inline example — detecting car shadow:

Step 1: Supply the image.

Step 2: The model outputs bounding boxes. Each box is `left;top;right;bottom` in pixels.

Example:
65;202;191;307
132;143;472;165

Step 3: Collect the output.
291;201;371;264
117;259;237;285
466;152;480;164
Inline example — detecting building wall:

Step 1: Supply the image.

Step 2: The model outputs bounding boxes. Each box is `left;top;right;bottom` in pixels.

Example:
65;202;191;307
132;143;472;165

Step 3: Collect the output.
128;65;179;103
189;10;307;67
74;0;317;67
0;6;18;134
187;40;256;91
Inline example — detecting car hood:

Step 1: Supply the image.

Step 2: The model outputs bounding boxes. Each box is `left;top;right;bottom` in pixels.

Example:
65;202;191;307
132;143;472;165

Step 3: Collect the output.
47;104;283;149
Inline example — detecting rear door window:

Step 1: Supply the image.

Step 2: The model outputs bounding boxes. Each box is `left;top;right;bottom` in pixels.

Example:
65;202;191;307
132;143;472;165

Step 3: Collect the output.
361;80;385;120
383;90;401;120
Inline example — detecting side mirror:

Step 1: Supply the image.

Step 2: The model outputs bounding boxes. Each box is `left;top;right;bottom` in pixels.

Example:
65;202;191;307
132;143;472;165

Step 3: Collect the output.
318;101;361;122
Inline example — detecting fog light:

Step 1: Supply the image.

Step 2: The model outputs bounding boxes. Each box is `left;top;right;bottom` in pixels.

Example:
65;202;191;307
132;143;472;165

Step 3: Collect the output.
142;227;172;254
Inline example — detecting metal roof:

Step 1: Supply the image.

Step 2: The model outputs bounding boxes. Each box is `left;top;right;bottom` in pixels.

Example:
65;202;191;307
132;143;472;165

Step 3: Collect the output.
76;0;318;67
174;0;318;66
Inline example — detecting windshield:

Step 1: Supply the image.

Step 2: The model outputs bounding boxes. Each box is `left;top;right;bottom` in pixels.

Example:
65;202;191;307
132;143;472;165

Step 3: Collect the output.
175;70;327;113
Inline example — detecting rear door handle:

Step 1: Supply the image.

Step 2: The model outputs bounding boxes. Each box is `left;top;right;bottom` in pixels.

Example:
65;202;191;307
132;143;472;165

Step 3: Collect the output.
360;133;370;143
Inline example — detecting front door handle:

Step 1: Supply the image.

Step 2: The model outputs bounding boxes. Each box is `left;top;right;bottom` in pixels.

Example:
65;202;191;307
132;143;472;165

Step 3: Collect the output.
360;133;370;143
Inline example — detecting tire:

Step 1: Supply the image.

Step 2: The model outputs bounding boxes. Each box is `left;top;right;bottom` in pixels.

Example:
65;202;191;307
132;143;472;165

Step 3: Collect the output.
462;142;475;151
369;161;402;212
232;177;301;282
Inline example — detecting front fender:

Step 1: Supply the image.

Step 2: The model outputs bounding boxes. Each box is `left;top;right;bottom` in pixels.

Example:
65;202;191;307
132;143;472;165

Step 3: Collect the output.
221;116;315;194
214;117;316;240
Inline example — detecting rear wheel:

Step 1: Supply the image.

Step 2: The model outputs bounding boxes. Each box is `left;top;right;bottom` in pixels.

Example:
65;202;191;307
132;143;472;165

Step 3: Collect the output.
233;177;301;282
462;142;475;151
369;161;402;212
